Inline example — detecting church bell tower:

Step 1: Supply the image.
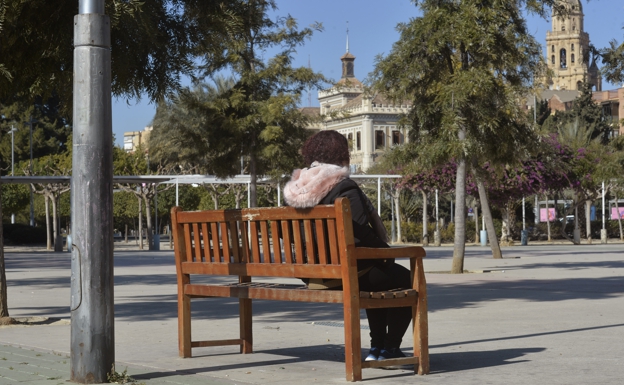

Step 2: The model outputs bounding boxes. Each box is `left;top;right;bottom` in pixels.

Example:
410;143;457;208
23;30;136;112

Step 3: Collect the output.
545;0;601;91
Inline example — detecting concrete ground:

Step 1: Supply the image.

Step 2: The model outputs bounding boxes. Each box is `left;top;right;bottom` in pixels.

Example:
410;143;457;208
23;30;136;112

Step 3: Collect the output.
0;240;623;384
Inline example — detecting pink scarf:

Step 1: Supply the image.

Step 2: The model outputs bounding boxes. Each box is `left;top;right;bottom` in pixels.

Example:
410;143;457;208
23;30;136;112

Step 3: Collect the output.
283;162;350;208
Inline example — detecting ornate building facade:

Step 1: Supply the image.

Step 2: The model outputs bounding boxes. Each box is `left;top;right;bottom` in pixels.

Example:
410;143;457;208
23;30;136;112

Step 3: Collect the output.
312;46;411;172
545;0;602;91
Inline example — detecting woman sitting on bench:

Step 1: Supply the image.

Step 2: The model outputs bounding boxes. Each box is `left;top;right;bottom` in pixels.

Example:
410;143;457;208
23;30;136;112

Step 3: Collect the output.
283;130;412;363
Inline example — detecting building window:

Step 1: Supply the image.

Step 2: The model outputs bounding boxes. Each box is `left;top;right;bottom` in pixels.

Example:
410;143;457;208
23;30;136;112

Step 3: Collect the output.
392;131;401;146
356;132;361;151
347;133;353;149
560;48;567;68
603;104;613;122
551;55;555;65
571;54;575;64
571;44;574;51
577;81;583;90
551;45;555;53
375;130;384;149
561;25;565;31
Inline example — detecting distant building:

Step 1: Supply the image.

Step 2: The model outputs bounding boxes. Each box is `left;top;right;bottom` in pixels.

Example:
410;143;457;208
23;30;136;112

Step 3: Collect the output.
303;38;411;172
123;126;152;152
545;0;601;91
534;0;623;136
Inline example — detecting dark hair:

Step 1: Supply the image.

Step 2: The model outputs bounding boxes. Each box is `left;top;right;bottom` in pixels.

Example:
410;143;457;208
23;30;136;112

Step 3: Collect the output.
301;130;350;167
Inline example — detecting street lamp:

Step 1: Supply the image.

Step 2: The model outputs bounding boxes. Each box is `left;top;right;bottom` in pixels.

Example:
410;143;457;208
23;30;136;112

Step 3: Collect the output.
9;125;17;223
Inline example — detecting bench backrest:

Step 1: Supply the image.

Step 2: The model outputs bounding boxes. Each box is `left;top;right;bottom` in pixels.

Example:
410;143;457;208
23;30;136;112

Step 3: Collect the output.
171;198;357;280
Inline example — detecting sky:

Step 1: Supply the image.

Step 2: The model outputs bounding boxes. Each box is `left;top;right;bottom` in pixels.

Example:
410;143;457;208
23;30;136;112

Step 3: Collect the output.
111;0;624;147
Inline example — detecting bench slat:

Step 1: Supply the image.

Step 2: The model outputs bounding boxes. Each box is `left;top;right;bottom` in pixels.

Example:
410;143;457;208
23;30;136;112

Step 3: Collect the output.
229;221;241;262
185;283;344;303
249;221;260;263
293;219;304;264
220;222;231;262
281;220;293;264
192;223;202;262
176;206;338;223
260;221;271;263
183;223;193;263
316;219;328;265
181;261;342;279
327;219;338;265
362;356;418;369
239;221;250;263
303;219;316;264
200;223;210;262
210;222;221;262
358;296;419;309
191;339;242;348
355;246;427;260
271;220;282;264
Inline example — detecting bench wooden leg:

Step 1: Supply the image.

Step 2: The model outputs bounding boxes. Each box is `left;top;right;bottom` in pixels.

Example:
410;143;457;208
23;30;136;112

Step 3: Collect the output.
239;298;253;354
414;298;429;374
343;300;362;381
179;293;192;358
413;290;429;374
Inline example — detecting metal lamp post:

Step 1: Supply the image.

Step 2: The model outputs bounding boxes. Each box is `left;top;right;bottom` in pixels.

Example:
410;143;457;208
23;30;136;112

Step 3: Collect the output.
9;125;17;223
27;117;36;227
70;0;114;382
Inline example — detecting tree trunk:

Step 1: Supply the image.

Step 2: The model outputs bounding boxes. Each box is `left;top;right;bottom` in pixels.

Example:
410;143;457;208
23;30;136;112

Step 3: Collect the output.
475;176;502;259
421;190;429;246
124;224;128;243
585;199;592;244
249;147;258;208
474;204;480;244
45;195;52;250
451;157;467;273
138;197;143;250
208;184;219;210
545;195;552;242
500;207;511;244
144;196;154;250
0;184;9;318
52;196;63;252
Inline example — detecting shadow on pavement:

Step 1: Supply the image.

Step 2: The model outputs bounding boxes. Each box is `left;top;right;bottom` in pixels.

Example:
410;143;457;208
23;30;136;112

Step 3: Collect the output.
431;323;624;349
429;347;546;373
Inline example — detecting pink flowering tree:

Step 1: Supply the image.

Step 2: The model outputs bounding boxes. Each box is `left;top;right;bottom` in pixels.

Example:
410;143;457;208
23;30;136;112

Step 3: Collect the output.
400;135;578;246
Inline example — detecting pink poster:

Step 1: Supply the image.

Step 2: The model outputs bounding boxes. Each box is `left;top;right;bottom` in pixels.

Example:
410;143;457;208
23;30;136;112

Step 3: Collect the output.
540;208;556;222
611;207;624;220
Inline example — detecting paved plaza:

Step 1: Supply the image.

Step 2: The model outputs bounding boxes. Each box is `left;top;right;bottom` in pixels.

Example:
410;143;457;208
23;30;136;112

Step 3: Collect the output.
1;240;623;384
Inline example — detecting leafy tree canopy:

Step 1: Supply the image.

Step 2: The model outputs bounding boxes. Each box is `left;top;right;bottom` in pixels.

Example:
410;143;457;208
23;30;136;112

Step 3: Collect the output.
0;0;235;114
150;0;326;206
600;37;624;85
0;98;71;170
372;0;556;170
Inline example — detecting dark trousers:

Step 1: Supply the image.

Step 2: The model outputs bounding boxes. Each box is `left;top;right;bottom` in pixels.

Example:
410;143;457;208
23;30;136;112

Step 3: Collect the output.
358;262;412;350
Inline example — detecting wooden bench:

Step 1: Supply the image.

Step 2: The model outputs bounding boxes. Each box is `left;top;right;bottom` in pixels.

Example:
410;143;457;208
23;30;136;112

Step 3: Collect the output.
171;197;429;382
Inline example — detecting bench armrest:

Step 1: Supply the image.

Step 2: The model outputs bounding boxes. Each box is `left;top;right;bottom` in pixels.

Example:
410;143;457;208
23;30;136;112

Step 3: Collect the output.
354;246;426;260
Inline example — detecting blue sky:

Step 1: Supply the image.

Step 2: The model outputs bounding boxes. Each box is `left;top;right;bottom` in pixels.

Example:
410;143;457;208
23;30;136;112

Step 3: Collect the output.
111;0;624;146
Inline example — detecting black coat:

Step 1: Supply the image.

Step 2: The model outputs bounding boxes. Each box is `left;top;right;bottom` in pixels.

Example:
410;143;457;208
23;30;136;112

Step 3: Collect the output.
319;178;390;269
